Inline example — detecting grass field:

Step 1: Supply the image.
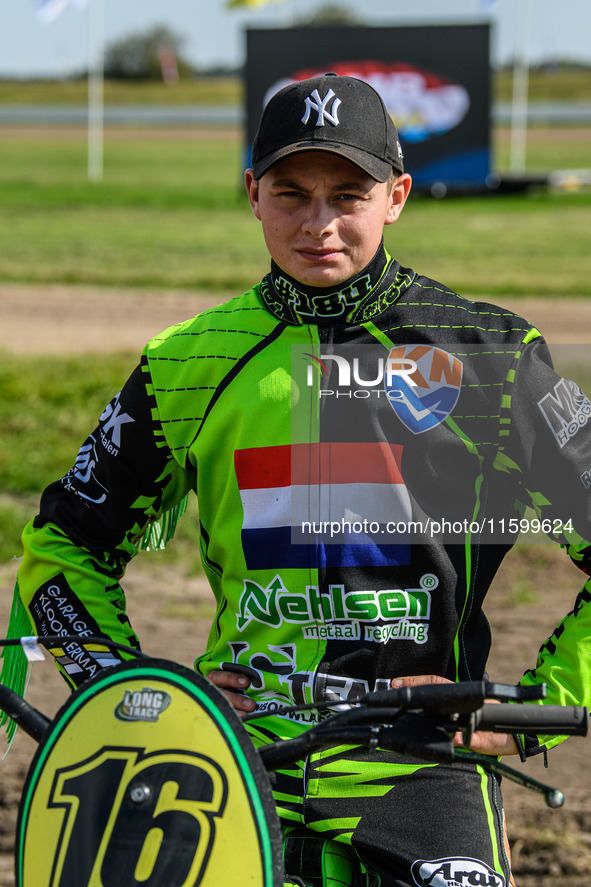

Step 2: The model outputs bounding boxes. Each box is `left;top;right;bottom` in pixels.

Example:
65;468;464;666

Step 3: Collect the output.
0;123;590;296
0;64;590;103
1;73;589;296
0;76;242;106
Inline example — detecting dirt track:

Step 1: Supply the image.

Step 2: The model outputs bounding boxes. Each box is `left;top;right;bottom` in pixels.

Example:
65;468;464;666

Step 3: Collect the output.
2;283;591;354
0;283;227;355
1;284;590;885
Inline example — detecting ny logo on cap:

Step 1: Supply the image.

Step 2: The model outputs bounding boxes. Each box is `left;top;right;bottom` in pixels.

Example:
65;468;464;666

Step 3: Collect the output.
301;88;341;127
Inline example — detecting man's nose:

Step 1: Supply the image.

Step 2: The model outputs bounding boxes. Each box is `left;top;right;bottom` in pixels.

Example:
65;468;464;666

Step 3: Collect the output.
302;199;336;237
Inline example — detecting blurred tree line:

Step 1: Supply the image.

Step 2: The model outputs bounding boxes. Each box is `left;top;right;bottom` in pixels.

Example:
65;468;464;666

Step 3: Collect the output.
103;6;361;80
102;14;591;99
104;25;193;80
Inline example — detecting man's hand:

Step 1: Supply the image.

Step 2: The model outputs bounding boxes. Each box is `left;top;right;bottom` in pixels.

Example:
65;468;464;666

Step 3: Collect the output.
391;675;519;757
207;669;256;717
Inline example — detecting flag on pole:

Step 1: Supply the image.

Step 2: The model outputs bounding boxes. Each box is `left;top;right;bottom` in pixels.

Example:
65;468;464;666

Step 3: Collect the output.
226;0;282;9
159;46;180;85
37;0;89;24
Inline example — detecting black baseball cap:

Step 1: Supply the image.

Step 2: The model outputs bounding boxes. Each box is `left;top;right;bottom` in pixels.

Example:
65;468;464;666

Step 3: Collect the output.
252;73;404;182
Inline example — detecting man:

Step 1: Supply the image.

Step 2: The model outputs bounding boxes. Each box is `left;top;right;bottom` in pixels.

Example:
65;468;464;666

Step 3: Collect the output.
7;74;591;886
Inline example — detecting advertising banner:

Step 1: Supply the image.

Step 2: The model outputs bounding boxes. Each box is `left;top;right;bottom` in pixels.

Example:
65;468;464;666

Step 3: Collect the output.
245;24;491;192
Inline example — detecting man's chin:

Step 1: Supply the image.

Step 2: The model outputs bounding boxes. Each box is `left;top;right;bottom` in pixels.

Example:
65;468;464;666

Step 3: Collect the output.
289;263;353;289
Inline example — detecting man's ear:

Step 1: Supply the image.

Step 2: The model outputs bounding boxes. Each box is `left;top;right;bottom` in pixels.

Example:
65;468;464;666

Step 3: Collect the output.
245;169;262;221
385;173;412;225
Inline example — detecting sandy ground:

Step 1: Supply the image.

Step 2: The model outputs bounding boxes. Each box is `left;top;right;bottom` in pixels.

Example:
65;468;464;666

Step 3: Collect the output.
2;283;591;354
0;283;227;355
0;284;590;885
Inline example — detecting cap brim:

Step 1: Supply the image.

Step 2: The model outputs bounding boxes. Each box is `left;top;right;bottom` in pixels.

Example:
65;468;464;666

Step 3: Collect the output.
253;141;396;182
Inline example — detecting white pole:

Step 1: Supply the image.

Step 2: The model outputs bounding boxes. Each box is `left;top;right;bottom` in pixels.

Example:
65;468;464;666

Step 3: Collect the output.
87;0;104;182
510;0;532;174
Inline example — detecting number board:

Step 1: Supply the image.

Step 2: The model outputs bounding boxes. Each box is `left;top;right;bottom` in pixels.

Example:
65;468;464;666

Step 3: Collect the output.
15;659;284;887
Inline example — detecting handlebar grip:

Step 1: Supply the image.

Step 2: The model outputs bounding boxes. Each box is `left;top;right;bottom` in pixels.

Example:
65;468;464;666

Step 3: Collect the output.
0;684;51;743
474;703;589;736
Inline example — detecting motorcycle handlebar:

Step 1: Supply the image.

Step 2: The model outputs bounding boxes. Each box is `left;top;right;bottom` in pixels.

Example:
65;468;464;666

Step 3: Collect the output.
0;685;51;743
473;702;589;736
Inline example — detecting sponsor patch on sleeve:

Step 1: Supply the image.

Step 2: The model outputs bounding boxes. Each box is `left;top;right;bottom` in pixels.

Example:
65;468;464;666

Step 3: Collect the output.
30;575;121;682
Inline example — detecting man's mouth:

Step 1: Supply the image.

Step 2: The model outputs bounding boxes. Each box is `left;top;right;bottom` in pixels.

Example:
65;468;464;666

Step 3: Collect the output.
297;247;341;261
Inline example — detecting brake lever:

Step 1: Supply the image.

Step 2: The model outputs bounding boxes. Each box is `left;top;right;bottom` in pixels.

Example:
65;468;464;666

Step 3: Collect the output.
484;682;546;702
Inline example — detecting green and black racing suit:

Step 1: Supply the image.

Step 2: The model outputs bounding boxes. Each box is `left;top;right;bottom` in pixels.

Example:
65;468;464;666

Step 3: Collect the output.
13;245;591;886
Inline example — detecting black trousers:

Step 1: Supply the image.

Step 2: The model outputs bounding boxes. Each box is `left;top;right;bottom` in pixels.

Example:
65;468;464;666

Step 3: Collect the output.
275;746;514;887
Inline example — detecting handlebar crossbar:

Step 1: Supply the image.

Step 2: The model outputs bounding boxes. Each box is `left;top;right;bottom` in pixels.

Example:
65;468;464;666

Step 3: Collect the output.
245;680;548;723
257;701;588;773
259;714;456;771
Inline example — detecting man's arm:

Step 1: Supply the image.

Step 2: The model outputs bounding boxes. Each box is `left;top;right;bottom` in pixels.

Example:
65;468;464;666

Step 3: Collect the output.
16;361;192;689
507;338;591;752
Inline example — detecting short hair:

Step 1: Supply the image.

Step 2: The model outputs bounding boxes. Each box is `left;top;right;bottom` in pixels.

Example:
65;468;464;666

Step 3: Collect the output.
386;169;399;195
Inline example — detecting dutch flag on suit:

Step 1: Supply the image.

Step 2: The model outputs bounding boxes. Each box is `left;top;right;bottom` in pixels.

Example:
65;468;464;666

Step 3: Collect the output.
234;442;412;569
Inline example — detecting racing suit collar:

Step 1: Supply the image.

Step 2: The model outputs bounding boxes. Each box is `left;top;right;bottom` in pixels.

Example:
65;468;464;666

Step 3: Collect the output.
260;241;397;326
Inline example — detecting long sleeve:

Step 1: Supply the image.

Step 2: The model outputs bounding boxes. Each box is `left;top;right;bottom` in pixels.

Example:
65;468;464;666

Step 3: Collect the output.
505;339;591;750
16;358;193;688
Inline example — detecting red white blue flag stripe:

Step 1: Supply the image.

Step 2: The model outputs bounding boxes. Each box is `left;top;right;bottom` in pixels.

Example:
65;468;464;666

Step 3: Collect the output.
235;442;411;569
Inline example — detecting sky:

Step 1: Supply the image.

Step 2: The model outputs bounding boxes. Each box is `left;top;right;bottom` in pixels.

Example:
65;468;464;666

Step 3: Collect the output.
1;0;590;79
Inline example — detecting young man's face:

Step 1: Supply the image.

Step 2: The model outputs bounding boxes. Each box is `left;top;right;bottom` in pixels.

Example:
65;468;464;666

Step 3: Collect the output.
246;152;411;288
